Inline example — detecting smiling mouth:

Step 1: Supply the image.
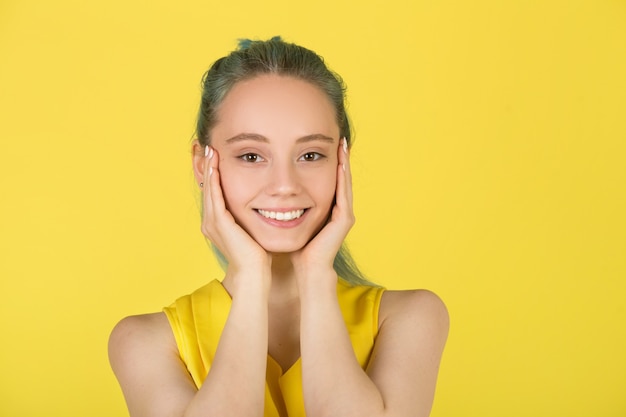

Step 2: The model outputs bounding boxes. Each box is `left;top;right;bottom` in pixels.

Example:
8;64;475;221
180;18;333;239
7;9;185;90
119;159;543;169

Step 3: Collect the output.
256;209;306;221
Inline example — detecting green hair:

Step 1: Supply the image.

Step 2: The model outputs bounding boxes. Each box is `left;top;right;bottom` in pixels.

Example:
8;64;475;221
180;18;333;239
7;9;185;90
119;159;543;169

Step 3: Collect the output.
196;36;375;287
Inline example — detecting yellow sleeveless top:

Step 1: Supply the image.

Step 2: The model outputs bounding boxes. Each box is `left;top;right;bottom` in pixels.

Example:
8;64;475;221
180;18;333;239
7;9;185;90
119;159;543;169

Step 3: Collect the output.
163;279;385;417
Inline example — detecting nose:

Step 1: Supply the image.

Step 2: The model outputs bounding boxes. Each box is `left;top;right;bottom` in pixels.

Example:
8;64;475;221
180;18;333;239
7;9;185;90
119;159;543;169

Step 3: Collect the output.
265;159;301;196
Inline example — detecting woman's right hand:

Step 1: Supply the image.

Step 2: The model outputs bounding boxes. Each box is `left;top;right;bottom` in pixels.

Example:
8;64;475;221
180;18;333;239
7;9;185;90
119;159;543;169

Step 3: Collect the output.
200;146;271;285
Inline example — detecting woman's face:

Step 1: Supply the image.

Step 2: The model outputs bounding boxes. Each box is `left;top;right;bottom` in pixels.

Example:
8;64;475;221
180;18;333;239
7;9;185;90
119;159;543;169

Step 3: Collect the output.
210;74;340;253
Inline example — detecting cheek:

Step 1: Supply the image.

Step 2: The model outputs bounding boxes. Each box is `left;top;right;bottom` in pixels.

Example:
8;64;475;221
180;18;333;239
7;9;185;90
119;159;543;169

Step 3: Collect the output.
309;168;337;208
218;163;254;211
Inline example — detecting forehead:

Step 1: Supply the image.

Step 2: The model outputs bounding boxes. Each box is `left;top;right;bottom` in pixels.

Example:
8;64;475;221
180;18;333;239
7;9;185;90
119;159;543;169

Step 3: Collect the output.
212;74;339;142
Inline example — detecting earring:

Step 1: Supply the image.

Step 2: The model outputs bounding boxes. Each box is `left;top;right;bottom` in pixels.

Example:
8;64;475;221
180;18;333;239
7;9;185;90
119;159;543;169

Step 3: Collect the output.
199;182;204;188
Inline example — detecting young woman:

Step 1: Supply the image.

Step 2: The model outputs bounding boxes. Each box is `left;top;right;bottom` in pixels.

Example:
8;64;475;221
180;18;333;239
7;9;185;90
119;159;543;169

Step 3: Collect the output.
109;37;449;417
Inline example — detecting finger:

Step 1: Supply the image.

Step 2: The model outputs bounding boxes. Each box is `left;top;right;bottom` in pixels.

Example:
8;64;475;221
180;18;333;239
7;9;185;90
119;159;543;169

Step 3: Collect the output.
205;148;229;221
202;146;215;218
343;138;353;209
202;147;229;233
202;147;236;254
206;149;242;239
336;137;354;213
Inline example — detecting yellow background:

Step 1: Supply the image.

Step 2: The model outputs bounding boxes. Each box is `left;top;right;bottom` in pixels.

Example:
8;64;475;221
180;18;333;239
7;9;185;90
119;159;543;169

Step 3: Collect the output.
1;0;625;416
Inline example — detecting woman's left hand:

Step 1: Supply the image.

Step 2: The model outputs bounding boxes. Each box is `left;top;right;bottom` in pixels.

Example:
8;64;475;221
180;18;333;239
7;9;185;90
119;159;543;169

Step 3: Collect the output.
291;137;354;285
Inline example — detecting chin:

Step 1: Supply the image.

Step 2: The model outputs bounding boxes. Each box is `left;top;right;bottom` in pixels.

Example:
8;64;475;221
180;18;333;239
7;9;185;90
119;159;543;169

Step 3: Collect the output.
239;213;329;254
252;235;312;254
258;241;307;254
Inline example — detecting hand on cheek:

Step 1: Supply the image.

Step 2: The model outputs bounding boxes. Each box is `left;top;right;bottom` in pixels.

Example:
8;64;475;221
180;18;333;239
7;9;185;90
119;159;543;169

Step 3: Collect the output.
292;138;354;284
200;146;270;275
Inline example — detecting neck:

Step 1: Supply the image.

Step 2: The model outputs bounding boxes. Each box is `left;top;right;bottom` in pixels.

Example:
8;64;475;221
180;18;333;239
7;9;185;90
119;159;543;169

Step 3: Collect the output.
267;253;300;305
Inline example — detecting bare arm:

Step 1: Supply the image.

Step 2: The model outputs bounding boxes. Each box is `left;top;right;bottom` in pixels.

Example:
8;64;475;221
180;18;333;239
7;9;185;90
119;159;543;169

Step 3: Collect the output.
184;270;271;417
108;313;196;417
298;284;449;417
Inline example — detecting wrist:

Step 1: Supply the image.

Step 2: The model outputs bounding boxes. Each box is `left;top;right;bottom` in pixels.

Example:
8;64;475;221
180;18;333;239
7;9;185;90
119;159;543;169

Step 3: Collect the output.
225;264;272;300
296;268;338;299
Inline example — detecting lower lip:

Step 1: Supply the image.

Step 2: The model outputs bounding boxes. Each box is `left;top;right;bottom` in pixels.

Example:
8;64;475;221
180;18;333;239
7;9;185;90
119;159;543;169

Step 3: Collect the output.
255;210;308;228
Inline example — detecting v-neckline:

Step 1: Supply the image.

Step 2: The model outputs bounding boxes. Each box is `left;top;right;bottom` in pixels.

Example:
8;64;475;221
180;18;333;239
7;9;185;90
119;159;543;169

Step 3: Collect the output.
214;280;302;379
267;354;301;378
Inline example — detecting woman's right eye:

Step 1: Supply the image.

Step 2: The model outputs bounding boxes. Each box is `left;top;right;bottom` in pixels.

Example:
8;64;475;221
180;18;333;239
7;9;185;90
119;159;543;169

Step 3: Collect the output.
239;153;264;163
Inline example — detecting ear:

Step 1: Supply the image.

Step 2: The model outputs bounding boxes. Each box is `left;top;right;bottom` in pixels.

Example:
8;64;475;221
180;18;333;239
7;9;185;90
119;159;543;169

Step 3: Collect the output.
191;139;207;185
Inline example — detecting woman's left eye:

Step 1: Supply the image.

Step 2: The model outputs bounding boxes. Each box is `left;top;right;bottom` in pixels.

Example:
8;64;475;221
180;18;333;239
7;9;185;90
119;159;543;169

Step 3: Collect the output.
300;152;323;161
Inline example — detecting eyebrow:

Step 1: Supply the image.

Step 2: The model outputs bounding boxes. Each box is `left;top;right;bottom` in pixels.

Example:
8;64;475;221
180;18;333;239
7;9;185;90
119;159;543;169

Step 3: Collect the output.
225;133;336;144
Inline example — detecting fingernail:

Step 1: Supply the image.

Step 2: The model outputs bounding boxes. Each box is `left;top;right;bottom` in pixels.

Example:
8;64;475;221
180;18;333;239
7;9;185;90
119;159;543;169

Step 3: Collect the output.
342;137;348;154
342;163;346;171
209;167;213;176
204;146;209;157
209;147;214;159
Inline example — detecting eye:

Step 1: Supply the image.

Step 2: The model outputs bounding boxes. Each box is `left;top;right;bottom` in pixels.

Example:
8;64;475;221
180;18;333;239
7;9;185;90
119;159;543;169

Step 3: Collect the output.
239;153;264;163
300;152;323;162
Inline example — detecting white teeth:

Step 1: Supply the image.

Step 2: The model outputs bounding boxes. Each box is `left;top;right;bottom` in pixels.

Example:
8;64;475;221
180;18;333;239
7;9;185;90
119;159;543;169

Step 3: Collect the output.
257;209;305;221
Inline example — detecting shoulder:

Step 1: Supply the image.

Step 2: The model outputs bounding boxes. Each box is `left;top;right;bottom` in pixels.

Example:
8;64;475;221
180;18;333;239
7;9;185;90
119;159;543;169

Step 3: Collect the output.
109;312;174;356
366;290;449;416
379;289;449;342
108;313;196;416
108;312;181;382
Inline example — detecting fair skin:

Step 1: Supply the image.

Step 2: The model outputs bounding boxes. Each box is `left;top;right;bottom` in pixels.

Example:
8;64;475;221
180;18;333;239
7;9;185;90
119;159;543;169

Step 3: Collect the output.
109;74;449;417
